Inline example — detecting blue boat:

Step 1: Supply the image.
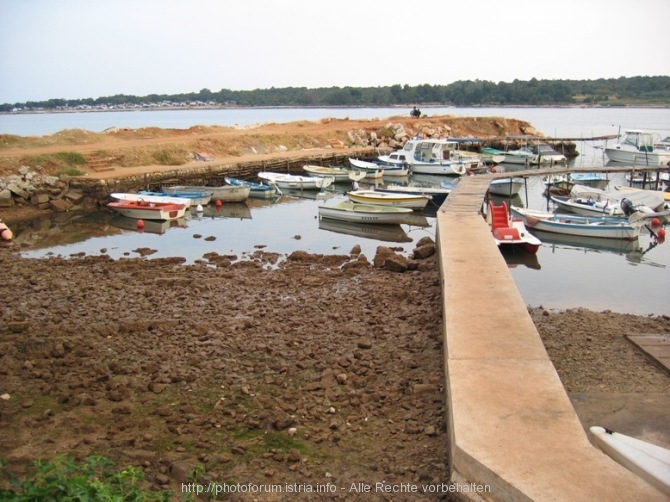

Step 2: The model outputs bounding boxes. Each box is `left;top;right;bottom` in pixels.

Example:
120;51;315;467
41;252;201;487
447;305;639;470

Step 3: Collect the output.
138;190;211;206
224;176;278;199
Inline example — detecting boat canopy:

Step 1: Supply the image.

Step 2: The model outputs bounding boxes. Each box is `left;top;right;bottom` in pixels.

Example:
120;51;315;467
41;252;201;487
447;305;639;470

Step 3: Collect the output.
570;184;664;209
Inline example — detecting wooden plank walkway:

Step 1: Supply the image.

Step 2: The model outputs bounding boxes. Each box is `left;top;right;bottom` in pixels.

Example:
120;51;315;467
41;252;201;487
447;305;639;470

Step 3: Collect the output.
626;334;670;376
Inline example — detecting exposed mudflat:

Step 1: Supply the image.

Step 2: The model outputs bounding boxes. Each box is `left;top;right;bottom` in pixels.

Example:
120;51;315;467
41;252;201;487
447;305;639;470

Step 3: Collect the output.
1;245;669;500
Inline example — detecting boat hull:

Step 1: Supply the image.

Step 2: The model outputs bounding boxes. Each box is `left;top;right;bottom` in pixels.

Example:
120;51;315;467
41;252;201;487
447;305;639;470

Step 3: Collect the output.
410;161;468;176
346;190;430;210
303;165;356;182
590;426;670;496
111;192;193;208
258;172;334;190
375;185;451;204
550;195;624;217
142;190;211;206
107;201;187;221
512;207;640;240
224;177;278;199
164;185;250;202
605;147;670;166
488;178;524;196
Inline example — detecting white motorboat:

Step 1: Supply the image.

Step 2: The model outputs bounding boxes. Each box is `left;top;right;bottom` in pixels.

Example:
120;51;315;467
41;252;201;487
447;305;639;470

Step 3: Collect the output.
605;130;670;166
511;206;642;241
382;137;480;175
346;189;431;210
318;201;413;225
488;177;525;196
257;171;334;190
551;184;666;218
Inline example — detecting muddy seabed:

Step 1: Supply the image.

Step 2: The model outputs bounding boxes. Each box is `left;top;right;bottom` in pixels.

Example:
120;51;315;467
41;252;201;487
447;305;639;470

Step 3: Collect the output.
1;245;669;501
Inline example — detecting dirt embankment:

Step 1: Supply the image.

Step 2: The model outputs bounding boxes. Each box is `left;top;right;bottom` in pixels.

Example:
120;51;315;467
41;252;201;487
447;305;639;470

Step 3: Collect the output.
0;114;541;179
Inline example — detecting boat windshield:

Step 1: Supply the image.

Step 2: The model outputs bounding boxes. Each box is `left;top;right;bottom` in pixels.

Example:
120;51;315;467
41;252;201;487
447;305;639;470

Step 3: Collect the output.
622;131;658;148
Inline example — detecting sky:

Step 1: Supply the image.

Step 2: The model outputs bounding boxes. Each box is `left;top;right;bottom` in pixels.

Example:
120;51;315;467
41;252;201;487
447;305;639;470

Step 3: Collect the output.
1;0;669;104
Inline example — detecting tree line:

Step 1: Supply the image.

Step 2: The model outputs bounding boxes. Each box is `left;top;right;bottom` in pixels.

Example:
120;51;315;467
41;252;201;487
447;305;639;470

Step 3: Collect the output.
3;76;669;112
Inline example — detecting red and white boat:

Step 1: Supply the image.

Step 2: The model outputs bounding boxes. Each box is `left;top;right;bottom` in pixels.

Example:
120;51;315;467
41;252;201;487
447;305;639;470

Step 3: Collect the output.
488;201;541;253
107;200;187;221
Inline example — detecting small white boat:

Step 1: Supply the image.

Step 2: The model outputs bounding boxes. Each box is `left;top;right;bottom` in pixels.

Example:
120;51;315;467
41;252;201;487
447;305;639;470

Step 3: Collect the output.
488;201;541;253
488;177;525;196
107;200;187;221
348;158;384;179
552;184;666;218
526;143;567;164
375;184;452;205
626;172;658;184
590;426;670;496
258;171;334;190
346;189;431;210
110;192;193;208
511;206;642;240
569;172;609;190
605;129;670;166
500;146;537;165
303;164;365;182
318;201;413;224
163;185;250;202
139;190;211;206
224;176;278;199
551;195;624;217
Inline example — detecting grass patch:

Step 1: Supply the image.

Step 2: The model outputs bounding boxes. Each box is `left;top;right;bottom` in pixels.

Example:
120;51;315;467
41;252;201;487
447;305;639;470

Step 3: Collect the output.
152;148;187;165
53;151;86;165
0;454;172;501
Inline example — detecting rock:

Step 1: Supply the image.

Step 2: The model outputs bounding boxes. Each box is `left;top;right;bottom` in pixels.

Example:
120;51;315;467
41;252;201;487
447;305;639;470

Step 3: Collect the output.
30;194;50;206
49;198;71;212
413;244;435;259
0;189;14;207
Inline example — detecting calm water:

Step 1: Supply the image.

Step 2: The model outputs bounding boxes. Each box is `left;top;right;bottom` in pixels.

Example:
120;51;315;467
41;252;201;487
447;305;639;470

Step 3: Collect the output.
4;106;670;315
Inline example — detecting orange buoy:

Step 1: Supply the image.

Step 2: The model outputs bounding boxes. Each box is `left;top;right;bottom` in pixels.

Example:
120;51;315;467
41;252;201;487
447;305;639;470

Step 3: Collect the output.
215;199;222;207
137;219;145;229
651;217;661;227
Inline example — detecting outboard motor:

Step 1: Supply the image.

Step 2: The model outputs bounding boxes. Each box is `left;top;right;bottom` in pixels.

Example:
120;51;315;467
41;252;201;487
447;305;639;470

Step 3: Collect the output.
620;197;636;216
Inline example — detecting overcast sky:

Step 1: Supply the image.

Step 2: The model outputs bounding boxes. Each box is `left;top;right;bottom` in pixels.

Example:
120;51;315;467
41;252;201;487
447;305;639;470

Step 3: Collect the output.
1;0;669;104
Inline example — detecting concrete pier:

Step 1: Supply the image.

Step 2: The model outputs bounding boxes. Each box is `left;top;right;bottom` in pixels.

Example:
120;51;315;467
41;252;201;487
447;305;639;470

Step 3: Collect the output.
437;170;667;500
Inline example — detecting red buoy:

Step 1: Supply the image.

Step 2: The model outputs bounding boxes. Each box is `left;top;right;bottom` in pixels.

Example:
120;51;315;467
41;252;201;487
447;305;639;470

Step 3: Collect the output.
651;217;661;227
657;228;666;240
215;199;222;208
137;219;145;229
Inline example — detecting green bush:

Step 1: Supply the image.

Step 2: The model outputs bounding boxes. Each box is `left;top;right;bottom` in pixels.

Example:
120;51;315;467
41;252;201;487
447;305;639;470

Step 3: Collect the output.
0;455;172;501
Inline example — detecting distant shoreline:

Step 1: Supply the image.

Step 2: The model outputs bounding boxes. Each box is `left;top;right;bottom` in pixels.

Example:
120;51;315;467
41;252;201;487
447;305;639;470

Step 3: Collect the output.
2;103;670;117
